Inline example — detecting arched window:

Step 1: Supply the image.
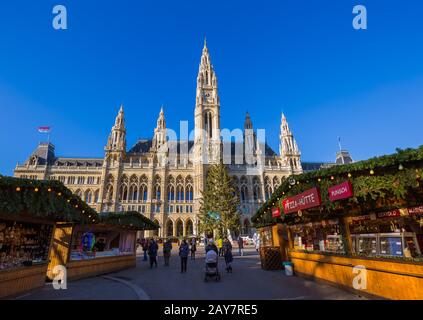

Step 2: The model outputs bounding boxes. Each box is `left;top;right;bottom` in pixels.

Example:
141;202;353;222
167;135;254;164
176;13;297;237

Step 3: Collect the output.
241;186;248;202
94;189;100;203
119;184;128;202
129;184;138;202
185;185;193;202
155;185;161;200
140;185;148;202
176;185;184;202
186;220;194;236
85;190;93;203
168;185;175;202
176;220;184;237
75;189;82;199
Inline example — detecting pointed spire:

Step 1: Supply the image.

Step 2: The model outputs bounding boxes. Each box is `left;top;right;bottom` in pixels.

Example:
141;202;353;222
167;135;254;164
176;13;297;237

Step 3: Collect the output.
105;105;126;154
244;111;253;130
204;36;207;49
152;106;167;151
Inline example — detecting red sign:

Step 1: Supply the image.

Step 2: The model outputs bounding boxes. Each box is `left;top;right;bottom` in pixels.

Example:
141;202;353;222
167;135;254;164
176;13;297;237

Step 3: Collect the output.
352;215;372;223
272;207;281;218
282;187;322;214
377;210;401;219
328;181;354;202
408;206;423;216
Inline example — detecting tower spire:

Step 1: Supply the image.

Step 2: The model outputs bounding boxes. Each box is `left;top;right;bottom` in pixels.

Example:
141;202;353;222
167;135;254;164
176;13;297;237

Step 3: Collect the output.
152;106;167;151
279;113;301;172
105;105;126;156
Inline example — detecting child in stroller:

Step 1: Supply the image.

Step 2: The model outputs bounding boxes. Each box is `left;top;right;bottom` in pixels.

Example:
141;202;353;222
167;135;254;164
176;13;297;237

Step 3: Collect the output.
204;248;220;282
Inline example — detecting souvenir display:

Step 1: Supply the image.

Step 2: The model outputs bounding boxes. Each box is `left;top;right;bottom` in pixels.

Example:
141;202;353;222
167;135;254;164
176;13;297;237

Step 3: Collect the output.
0;219;53;270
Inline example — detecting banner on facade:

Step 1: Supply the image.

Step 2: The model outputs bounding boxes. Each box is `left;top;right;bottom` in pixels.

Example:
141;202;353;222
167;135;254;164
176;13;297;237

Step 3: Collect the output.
272;207;281;218
281;187;321;214
328;181;354;202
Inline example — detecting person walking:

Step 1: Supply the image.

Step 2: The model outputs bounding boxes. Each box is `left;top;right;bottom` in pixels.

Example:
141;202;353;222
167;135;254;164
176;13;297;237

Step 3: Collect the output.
237;236;244;256
142;239;149;261
163;238;172;266
148;239;158;268
224;243;233;273
179;239;189;273
205;239;218;254
217;237;223;257
190;238;197;260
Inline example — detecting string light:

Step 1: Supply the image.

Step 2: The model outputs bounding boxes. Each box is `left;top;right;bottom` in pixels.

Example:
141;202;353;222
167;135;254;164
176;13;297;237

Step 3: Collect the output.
398;164;404;171
370;169;375;175
318;178;321;182
348;173;352;178
330;176;334;180
58;192;62;196
16;187;21;192
67;199;70;203
48;188;52;192
34;188;39;192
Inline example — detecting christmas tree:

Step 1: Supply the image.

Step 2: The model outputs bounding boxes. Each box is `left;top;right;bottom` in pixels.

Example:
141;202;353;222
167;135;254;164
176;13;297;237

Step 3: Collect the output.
199;161;241;238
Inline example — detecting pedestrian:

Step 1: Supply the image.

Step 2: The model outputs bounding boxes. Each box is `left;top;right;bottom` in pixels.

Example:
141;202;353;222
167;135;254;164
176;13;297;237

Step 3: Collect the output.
142;238;149;261
179;239;189;273
190;238;197;260
223;237;232;255
237;236;244;256
224;244;233;273
205;239;218;254
148;239;158;268
217;237;223;256
163;238;172;266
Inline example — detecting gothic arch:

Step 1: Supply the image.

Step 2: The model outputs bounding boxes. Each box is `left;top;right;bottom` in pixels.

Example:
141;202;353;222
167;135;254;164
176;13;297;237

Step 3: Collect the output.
176;219;184;237
84;189;93;203
165;219;174;237
185;219;194;236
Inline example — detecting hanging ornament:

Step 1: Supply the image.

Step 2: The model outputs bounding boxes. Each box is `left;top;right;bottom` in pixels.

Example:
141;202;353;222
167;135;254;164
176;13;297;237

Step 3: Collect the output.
398;164;404;171
289;177;296;186
370;169;375;175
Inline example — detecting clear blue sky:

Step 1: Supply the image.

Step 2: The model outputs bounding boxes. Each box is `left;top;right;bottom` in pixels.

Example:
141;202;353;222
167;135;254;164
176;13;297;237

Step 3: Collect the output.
1;0;423;175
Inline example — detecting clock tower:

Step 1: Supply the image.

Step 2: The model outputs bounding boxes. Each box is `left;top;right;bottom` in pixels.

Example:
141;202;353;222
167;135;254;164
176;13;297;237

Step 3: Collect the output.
194;39;221;165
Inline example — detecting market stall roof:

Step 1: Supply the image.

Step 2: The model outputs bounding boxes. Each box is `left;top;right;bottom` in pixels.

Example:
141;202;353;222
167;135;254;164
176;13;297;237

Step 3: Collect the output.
98;211;160;230
252;146;423;228
0;175;98;224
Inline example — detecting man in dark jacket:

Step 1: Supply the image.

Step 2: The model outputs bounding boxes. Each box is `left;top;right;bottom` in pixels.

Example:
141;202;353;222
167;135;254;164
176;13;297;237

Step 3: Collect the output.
179;239;189;273
148;239;159;268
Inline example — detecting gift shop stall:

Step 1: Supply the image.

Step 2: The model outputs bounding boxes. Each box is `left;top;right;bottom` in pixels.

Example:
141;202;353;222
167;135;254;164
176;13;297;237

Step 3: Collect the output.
252;146;423;300
0;176;97;298
47;211;159;280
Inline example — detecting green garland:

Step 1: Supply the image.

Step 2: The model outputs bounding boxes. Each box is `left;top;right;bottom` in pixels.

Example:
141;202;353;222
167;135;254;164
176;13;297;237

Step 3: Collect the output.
0;175;98;224
99;211;160;230
253;146;423;228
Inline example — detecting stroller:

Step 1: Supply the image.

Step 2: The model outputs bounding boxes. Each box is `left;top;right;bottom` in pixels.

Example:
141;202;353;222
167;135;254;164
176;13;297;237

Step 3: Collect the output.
204;249;221;282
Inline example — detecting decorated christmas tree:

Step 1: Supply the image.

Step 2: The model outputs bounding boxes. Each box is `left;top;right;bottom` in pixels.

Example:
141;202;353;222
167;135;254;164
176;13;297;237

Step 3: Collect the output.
199;161;241;238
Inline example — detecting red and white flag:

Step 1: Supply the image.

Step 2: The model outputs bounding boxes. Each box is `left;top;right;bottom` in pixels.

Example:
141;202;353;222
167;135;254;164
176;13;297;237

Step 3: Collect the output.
38;126;51;133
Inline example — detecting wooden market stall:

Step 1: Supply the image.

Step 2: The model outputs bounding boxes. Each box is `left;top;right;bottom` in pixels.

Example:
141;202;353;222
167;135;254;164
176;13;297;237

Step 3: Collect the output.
0;176;97;299
252;146;423;300
47;211;159;281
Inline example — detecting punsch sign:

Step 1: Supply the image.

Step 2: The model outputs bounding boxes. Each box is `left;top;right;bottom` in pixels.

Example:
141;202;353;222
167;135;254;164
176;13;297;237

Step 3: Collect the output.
272;207;281;218
282;187;322;214
328;181;354;202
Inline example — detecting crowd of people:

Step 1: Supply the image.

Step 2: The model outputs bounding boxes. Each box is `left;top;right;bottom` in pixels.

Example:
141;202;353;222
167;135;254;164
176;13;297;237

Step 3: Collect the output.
137;234;256;274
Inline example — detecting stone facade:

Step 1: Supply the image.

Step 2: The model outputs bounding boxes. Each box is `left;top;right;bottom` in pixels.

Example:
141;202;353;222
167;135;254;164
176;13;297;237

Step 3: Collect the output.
13;41;302;237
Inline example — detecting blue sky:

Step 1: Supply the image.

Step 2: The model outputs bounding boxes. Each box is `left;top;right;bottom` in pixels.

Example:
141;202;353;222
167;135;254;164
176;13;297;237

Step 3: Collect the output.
1;0;423;175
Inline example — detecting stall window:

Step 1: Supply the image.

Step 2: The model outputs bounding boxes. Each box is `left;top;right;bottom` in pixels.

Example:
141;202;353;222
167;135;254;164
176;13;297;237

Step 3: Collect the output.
0;220;53;270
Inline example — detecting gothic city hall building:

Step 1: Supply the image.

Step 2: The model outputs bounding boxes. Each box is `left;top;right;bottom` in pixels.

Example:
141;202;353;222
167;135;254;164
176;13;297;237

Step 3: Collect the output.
14;42;302;238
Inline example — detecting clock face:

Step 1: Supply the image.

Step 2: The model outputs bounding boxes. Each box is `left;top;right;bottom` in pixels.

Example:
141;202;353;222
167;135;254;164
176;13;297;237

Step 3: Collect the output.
203;92;212;102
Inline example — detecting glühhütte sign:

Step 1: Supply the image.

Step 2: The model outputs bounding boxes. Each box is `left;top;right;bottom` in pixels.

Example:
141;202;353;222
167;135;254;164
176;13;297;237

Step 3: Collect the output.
282;187;322;214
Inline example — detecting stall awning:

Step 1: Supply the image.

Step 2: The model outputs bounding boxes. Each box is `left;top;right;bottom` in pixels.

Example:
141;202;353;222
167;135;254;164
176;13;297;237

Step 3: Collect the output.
98;211;160;230
0;175;98;224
